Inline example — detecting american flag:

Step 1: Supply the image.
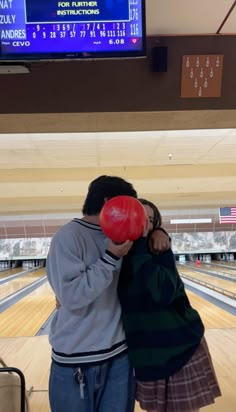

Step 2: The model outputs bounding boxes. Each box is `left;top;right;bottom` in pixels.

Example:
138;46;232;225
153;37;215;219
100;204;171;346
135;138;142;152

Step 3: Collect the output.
219;207;236;224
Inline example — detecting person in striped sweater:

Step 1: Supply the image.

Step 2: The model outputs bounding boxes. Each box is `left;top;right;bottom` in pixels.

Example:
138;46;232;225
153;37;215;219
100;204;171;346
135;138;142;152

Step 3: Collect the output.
118;199;221;412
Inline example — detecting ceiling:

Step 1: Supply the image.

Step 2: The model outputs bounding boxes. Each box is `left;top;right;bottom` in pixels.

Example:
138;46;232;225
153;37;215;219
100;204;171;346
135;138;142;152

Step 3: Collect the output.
1;1;236;228
1;127;236;219
146;0;236;35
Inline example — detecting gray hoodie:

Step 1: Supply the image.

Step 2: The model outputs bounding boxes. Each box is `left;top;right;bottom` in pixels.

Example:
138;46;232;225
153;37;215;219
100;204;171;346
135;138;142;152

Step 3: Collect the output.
46;219;127;365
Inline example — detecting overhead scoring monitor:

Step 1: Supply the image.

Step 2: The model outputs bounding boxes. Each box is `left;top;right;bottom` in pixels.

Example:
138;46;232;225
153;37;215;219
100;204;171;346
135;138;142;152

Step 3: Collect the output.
0;0;146;61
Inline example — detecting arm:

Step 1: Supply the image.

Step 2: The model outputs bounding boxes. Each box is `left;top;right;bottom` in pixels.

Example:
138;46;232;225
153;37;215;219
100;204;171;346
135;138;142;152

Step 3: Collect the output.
130;238;178;306
47;230;131;313
148;227;171;253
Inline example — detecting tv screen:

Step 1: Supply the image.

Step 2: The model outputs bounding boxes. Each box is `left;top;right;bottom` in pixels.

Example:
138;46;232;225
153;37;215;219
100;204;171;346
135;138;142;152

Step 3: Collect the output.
0;0;146;61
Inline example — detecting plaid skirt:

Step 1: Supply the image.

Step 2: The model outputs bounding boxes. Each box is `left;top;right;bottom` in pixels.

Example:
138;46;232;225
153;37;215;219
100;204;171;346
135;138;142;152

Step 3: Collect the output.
136;338;221;412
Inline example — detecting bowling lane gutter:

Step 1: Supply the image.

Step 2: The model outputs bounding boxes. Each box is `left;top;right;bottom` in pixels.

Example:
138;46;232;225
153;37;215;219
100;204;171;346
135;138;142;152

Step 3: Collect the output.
183;280;236;316
36;310;56;336
0;276;47;313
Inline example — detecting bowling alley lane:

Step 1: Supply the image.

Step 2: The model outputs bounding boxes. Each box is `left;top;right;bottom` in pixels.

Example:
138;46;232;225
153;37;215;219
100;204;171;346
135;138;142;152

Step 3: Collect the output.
213;261;236;268
0;268;46;300
0;267;23;279
186;290;236;328
0;281;55;337
178;264;236;293
187;261;236;278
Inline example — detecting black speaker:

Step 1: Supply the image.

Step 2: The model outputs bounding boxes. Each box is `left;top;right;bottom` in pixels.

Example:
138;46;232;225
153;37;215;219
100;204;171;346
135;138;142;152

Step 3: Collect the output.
151;47;168;72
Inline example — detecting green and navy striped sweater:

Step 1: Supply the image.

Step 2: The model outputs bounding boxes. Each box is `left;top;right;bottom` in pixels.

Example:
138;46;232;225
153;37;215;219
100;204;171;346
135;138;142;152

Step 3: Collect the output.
118;238;205;381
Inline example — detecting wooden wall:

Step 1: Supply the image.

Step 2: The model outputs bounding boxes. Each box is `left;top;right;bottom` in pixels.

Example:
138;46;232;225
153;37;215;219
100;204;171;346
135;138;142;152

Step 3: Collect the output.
0;36;236;115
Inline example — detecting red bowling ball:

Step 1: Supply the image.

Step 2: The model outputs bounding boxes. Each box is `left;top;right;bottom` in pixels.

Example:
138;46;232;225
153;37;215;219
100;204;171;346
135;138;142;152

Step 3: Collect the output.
99;196;147;243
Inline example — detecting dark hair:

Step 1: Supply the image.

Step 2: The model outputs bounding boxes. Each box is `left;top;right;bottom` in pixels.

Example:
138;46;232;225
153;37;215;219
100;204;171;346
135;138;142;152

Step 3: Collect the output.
82;175;137;215
138;198;162;229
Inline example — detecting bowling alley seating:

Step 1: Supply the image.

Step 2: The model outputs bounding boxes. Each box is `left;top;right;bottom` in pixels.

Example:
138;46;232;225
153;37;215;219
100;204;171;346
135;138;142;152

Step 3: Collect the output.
0;357;32;412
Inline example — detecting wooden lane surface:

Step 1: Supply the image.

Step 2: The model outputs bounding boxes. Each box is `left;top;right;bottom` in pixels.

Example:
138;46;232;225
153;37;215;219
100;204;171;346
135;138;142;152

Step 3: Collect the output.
188;262;236;278
212;261;236;268
0;328;235;412
0;268;46;299
204;263;236;276
186;290;236;329
0;282;55;337
0;267;23;279
179;265;236;293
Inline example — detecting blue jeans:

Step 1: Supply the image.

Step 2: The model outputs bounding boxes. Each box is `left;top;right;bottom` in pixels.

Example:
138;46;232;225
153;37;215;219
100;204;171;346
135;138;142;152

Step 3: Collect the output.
49;353;135;412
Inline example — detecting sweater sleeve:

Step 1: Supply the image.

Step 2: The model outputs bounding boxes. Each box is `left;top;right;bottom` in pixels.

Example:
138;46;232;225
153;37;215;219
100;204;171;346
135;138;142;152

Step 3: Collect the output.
46;229;119;312
131;238;178;306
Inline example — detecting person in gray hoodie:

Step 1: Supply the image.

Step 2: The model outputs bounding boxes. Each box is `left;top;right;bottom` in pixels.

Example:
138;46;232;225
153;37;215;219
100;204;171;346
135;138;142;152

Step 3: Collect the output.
46;175;170;412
